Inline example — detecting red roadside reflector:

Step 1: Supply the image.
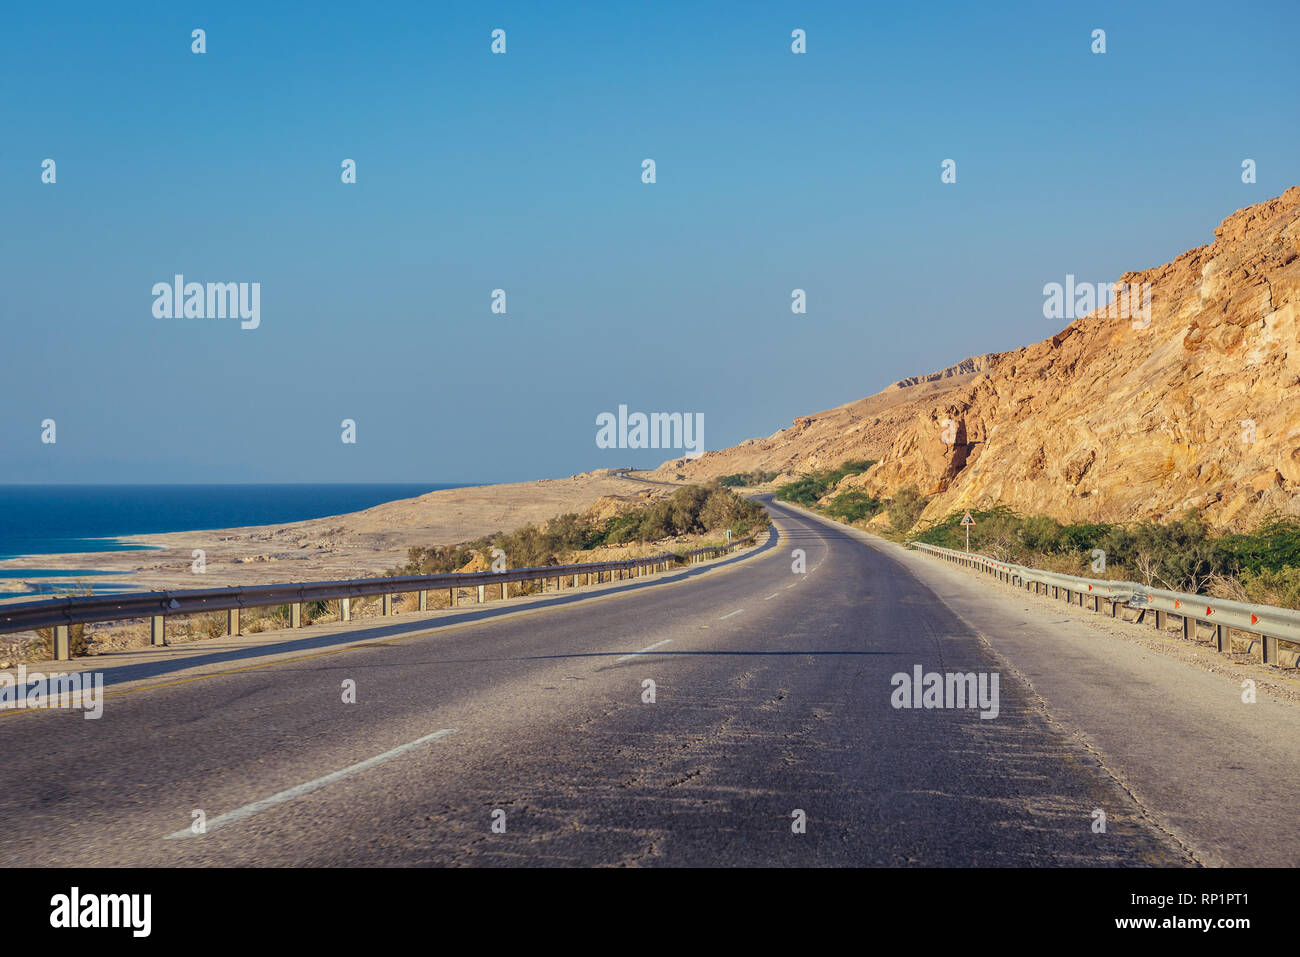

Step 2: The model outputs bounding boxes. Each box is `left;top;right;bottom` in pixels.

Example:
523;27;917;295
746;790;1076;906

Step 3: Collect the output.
1205;607;1213;616
1174;600;1181;608
1251;614;1259;625
1088;585;1093;591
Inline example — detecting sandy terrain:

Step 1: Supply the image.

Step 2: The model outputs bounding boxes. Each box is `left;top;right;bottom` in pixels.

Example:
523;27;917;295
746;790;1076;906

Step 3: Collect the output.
0;469;680;599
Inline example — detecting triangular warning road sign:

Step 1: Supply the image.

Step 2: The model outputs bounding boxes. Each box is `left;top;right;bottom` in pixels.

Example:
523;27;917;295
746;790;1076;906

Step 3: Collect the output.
960;512;975;526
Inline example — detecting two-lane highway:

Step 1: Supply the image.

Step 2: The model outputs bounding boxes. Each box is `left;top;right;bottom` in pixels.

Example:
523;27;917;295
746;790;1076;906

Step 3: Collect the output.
0;499;1195;866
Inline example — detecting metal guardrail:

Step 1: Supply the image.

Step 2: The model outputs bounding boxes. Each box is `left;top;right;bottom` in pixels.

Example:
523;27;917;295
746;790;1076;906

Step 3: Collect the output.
908;541;1300;666
1;535;757;660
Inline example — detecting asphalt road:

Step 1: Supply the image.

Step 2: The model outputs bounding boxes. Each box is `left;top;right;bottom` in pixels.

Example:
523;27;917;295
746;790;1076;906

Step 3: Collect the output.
0;497;1250;866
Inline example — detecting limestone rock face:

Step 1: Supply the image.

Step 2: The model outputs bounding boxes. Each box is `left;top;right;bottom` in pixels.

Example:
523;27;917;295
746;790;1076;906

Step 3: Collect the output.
655;367;1002;483
663;187;1300;529
845;187;1300;529
888;353;1002;390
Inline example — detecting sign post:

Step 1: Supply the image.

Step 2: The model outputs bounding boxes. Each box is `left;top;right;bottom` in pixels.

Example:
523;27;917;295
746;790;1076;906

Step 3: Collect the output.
960;512;975;552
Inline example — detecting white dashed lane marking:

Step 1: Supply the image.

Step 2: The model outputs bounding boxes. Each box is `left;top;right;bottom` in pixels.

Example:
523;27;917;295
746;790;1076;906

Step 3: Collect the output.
164;728;457;840
615;639;673;662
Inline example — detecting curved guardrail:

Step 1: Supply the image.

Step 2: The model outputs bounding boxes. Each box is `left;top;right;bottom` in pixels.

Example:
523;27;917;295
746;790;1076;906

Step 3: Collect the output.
2;535;757;660
908;540;1300;665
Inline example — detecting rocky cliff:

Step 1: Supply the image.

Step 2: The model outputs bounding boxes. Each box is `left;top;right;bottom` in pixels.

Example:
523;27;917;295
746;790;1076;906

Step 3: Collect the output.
663;188;1300;529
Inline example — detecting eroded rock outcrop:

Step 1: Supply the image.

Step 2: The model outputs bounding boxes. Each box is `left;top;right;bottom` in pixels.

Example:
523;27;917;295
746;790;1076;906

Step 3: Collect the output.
845;187;1300;528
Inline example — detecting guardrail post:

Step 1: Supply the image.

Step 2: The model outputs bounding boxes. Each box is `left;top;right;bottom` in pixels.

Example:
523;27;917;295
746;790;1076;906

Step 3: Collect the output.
1182;615;1193;641
478;585;485;603
418;590;427;612
1154;609;1166;631
382;594;393;616
54;624;70;660
501;581;509;600
1263;634;1278;664
449;588;456;607
341;598;351;622
151;615;165;646
227;608;240;636
291;602;302;628
1215;624;1230;653
573;574;580;588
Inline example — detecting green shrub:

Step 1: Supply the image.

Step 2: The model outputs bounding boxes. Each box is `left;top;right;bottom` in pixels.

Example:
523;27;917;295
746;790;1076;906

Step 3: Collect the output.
1220;518;1300;574
773;459;876;507
1239;565;1300;609
825;490;885;523
886;486;927;533
717;470;778;487
912;506;1300;597
395;484;769;574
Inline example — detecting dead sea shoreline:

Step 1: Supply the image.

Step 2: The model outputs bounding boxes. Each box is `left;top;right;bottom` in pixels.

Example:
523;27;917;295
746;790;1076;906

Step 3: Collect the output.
0;470;680;601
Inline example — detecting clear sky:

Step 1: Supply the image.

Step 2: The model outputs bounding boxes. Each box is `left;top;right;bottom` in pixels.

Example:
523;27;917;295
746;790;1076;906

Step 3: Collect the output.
3;0;1297;484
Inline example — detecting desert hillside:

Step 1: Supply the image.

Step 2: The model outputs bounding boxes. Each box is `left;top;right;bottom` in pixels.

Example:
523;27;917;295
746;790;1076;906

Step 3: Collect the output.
662;187;1300;529
654;355;1006;482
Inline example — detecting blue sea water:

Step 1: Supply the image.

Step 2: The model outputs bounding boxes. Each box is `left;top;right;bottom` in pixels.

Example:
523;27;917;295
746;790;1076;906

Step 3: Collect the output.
0;484;465;563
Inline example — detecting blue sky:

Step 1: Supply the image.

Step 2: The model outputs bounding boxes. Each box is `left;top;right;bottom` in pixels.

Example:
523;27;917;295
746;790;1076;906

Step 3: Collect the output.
2;0;1297;483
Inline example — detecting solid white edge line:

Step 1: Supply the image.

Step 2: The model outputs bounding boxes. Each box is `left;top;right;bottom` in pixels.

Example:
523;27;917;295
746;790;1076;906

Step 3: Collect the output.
718;609;743;620
164;728;457;840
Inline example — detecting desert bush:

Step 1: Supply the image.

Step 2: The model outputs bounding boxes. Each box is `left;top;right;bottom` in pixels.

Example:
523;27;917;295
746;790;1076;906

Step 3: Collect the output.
1238;565;1300;610
774;459;876;507
913;507;1300;599
717;470;778;487
1219;518;1300;574
393;485;768;575
886;486;927;533
824;490;885;523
